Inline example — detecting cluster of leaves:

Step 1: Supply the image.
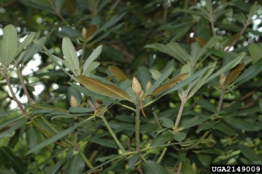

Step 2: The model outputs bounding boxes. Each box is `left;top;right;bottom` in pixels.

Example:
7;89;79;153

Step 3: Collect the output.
1;0;262;173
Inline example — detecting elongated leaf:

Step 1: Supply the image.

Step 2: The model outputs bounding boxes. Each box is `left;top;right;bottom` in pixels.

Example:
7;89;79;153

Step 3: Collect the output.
143;160;170;174
249;43;262;61
224;117;259;131
235;58;262;85
26;117;91;155
128;153;140;170
150;69;162;80
147;66;173;95
24;37;46;63
83;45;102;73
69;107;93;113
239;145;262;163
0;24;18;66
224;63;245;86
182;160;195;174
26;124;41;151
67;153;85;174
152;73;188;96
206;53;245;83
109;66;129;82
17;32;35;55
47;158;67;174
137;66;152;90
0;146;27;174
195;37;220;62
76;75;131;101
151;131;173;147
0;117;28;138
84;61;100;76
62;37;79;75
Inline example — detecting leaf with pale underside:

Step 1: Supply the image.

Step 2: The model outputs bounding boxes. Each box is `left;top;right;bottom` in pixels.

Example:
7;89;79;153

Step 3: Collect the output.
62;37;79;75
76;75;131;101
109;66;129;82
224;63;245;87
0;24;18;66
152;73;188;96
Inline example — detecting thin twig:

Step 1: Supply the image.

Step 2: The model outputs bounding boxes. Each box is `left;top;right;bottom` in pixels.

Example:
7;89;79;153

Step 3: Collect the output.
225;18;251;52
108;0;121;18
17;66;33;105
2;67;27;115
163;1;168;22
223;90;256;108
177;161;183;173
152;107;162;129
216;87;225;113
135;98;143;173
48;0;67;24
174;98;187;130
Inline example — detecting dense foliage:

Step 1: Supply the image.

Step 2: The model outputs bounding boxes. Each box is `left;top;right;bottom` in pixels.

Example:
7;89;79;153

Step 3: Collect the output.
1;0;262;173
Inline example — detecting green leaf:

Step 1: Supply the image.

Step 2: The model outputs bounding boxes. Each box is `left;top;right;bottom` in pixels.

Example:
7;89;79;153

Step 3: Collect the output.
173;132;186;142
224;117;259;131
84;61;100;76
140;123;158;134
159;117;174;128
196;99;216;112
23;36;46;63
239;145;262;163
0;146;27;174
235;58;262;85
215;121;235;136
26;124;41;151
206;53;245;83
67;153;85;174
88;138;118;148
150;69;162;81
147;66;173;95
249;43;262;61
143;160;170;174
182;160;195;174
62;37;79;75
83;45;102;74
151;131;173;147
0;117;28;138
196;121;216;134
0;24;18;66
26;117;92;155
179;115;212;131
195;37;220;62
47;158;67;174
137;66;152;90
17;32;35;55
128;153;140;170
197;154;212;167
69;107;93;113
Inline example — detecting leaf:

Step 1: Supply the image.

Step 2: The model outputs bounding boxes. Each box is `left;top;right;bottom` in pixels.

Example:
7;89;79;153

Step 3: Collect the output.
128;153;140;170
26;124;41;151
249;43;262;61
238;145;262;163
224;62;245;86
62;37;79;75
84;25;98;40
196;99;216;112
26;118;91;155
76;75;131;101
143;160;170;174
137;66;152;91
224;33;241;48
195;37;207;46
182;160;195;174
196;121;216;134
67;153;85;174
0;117;28;138
150;69;162;80
0;146;27;174
88;138;118;148
173;132;186;142
197;154;212;167
179;115;212;131
0;24;18;66
47;158;67;174
17;32;35;55
109;66;129;82
195;37;220;62
69;107;93;113
152;73;188;96
150;131;173;147
215;121;235;136
159;117;174;128
83;45;102;74
224;117;259;131
235;58;262;85
83;61;100;76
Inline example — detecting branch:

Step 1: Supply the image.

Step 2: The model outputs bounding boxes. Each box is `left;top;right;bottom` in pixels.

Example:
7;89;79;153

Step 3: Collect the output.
17;66;33;105
2;66;27;115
